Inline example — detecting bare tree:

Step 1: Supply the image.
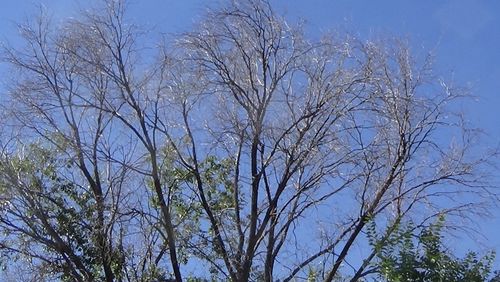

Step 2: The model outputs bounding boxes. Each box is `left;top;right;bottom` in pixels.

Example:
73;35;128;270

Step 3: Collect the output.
0;0;496;281
0;2;179;281
176;1;497;281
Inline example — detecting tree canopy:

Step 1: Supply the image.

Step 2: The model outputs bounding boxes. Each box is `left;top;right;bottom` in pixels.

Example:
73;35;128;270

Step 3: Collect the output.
0;0;497;281
370;216;496;282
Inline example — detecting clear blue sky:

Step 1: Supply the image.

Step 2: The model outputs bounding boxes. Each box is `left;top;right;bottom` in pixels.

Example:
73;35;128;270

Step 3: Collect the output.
1;0;499;267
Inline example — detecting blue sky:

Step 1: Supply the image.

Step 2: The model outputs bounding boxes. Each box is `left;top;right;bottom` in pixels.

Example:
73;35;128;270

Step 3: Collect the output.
1;0;499;270
1;0;498;136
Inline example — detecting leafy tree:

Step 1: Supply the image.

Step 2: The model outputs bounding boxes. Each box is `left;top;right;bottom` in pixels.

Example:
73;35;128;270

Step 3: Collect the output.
368;217;496;282
0;143;126;281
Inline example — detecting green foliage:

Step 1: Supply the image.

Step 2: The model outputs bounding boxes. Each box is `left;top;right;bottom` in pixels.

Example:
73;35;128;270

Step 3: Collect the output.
198;155;235;211
155;146;239;275
369;216;496;282
307;267;318;282
0;143;125;281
